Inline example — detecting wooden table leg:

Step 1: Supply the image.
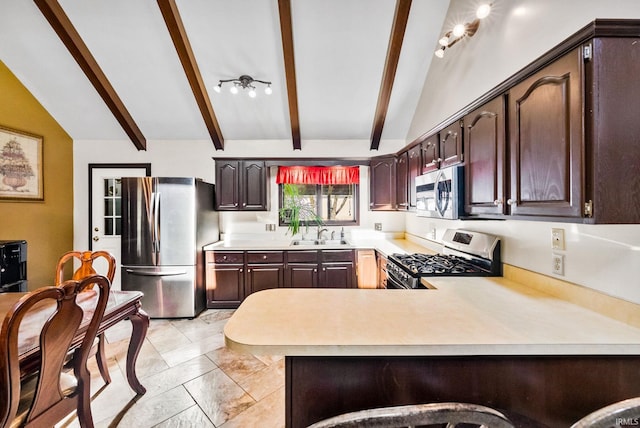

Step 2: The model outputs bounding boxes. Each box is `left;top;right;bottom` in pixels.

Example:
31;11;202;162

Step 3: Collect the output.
126;307;149;395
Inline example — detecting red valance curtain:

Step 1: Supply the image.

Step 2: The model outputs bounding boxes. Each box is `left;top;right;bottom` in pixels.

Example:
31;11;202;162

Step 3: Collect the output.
276;166;359;185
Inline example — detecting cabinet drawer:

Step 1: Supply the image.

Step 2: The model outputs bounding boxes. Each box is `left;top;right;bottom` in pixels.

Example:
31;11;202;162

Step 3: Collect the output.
246;251;284;264
287;250;319;263
321;249;354;262
208;251;244;264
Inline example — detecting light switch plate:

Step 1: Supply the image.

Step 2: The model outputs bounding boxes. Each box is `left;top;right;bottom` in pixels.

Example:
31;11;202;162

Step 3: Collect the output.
374;223;382;231
551;228;565;250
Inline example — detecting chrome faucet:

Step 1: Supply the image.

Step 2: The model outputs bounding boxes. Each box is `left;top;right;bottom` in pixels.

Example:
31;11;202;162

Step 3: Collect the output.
317;227;328;241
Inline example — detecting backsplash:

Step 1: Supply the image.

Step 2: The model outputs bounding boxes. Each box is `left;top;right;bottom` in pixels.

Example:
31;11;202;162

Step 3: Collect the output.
406;215;640;305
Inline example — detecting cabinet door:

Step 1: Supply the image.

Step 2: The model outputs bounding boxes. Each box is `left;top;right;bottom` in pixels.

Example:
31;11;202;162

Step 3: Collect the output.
395;151;409;210
421;135;440;174
320;263;355;288
285;264;318;288
440;121;463;168
464;96;506;216
242;160;268;210
369;156;396;210
215;160;240;210
508;48;583;218
206;265;244;308
246;264;284;295
356;249;377;289
407;145;421;209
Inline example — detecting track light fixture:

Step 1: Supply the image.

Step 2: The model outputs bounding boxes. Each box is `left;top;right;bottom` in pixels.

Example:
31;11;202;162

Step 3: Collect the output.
434;3;492;59
213;75;272;97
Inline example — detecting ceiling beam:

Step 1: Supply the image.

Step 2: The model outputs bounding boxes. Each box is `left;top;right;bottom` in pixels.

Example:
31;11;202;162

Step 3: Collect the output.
369;0;412;151
34;0;147;150
157;0;224;150
277;0;302;151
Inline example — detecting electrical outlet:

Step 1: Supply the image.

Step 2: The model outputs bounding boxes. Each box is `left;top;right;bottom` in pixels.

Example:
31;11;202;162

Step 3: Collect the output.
374;223;382;231
552;253;564;275
551;228;565;250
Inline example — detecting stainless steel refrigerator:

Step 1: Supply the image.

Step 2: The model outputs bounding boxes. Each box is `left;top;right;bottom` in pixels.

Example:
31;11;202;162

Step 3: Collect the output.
121;177;219;318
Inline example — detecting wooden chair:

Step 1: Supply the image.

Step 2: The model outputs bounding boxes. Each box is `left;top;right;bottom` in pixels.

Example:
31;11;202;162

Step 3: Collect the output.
55;251;116;384
0;275;111;428
571;397;640;428
305;402;516;428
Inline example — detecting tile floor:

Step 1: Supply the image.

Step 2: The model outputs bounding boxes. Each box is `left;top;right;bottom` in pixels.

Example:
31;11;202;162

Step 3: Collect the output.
58;309;285;428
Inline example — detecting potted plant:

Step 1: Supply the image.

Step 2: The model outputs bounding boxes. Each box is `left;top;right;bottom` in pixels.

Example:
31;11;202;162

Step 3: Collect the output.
279;184;323;236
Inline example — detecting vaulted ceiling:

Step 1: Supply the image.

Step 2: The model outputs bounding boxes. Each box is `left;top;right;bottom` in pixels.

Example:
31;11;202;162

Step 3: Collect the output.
0;0;450;151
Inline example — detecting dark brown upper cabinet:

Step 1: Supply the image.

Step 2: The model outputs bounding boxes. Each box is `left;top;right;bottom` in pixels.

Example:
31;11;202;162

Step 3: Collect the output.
407;144;421;209
420;134;439;174
369;156;396;211
508;48;583;219
439;120;464;168
464;96;506;217
214;159;269;211
395;151;409;210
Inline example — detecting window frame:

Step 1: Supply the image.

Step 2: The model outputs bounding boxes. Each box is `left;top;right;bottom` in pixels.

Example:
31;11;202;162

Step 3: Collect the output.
278;183;360;227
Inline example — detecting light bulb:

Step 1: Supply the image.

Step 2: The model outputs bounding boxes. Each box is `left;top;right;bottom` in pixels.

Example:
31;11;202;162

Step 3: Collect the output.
264;85;272;95
476;3;491;19
248;89;257;98
438;36;449;47
213;84;221;93
230;86;238;94
452;24;466;38
434;48;445;58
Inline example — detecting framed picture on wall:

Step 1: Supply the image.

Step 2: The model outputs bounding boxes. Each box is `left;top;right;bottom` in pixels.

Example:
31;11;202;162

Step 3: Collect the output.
0;125;44;201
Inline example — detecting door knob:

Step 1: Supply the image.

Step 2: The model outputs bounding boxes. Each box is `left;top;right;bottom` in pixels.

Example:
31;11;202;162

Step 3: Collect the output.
93;236;99;242
94;227;99;232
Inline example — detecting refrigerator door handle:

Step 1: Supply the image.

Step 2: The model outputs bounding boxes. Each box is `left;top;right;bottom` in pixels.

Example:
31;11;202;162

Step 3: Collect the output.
125;268;187;277
153;192;161;254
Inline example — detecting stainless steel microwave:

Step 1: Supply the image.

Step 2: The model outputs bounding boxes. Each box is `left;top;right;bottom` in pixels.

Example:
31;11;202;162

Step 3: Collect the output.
415;165;464;219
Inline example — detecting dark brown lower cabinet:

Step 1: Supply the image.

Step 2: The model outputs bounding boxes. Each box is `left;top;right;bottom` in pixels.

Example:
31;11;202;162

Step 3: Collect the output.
206;249;356;306
320;250;356;289
205;251;245;309
286;355;640;428
245;264;284;295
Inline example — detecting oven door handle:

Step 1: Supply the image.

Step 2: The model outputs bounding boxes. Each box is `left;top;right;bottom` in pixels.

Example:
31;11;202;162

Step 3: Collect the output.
386;274;410;290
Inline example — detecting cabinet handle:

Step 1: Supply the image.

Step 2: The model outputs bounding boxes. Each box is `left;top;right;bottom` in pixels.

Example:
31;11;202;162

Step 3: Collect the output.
243;203;247;207
234;203;238;207
222;255;227;260
248;268;251;273
437;158;443;162
262;255;267;260
323;268;326;272
507;199;517;206
313;268;317;272
240;268;243;273
493;199;502;206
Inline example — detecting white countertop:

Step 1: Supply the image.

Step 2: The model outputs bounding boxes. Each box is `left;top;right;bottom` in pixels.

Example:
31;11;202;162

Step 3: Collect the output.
223;276;640;357
203;237;434;257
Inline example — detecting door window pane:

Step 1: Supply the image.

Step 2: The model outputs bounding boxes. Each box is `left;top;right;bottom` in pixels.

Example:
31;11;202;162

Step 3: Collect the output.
102;178;122;236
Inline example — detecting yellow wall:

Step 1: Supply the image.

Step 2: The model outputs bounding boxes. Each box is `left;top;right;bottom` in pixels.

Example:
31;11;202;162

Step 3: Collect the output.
0;61;73;289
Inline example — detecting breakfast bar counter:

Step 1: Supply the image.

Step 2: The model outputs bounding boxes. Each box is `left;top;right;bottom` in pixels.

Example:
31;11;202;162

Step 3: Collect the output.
224;278;640;427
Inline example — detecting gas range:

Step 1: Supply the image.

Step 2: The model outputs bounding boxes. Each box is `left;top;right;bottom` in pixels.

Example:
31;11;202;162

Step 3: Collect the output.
387;229;501;289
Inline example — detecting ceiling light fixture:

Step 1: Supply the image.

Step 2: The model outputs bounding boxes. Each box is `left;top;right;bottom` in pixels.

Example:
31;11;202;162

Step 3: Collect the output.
434;3;492;59
213;75;272;97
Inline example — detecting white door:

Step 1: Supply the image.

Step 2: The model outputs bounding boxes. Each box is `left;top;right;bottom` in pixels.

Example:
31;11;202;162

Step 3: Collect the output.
90;166;148;290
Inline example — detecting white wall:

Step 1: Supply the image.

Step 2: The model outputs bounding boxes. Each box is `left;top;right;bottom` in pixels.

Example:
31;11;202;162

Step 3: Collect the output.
407;0;640;304
73;138;406;251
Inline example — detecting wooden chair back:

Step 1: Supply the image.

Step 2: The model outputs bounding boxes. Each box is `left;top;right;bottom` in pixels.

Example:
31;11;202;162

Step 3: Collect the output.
0;275;111;428
306;402;516;428
55;251;116;287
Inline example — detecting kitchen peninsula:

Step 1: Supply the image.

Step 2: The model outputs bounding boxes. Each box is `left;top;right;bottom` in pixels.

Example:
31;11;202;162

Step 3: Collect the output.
224;278;640;427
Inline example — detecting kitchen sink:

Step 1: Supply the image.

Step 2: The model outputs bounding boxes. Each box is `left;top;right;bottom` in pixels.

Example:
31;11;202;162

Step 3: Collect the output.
290;239;350;246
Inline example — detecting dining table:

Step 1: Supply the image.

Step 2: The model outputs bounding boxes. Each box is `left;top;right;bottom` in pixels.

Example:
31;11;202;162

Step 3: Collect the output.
0;289;149;395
